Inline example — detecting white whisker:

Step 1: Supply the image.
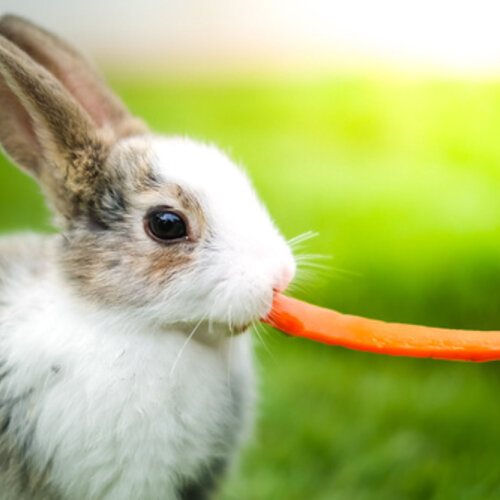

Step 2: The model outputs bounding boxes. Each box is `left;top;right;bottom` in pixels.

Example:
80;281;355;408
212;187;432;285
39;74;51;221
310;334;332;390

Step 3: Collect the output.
226;334;234;389
252;322;276;361
294;253;332;262
169;317;205;378
287;231;319;250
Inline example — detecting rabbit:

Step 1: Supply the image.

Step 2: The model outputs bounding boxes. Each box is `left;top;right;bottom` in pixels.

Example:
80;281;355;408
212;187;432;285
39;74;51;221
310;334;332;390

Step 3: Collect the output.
0;14;295;500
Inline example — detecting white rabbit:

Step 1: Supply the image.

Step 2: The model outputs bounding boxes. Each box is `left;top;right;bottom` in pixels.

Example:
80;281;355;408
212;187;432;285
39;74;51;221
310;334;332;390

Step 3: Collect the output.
0;15;295;500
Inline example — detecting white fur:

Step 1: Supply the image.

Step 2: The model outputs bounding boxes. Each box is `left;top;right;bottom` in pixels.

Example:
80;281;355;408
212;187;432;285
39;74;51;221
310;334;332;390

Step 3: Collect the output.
119;136;296;328
0;250;254;499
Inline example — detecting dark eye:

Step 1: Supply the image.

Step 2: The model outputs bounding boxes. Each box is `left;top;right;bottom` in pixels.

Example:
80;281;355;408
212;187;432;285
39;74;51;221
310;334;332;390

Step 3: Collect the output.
145;210;188;242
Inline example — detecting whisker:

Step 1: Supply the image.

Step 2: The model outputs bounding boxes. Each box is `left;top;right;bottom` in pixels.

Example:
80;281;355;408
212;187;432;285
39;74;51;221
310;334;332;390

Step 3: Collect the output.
169;316;205;378
297;263;333;273
294;253;332;262
288;231;319;250
288;237;362;299
295;252;359;277
252;322;276;361
226;333;234;389
227;302;233;333
286;278;313;295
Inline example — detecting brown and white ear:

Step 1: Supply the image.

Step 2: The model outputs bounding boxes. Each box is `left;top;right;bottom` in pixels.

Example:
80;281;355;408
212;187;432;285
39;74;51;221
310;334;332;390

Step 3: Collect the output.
0;14;147;139
0;34;108;219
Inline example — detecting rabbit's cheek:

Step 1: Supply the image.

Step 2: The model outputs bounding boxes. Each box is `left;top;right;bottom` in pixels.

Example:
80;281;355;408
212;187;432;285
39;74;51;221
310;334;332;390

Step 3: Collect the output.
143;246;196;283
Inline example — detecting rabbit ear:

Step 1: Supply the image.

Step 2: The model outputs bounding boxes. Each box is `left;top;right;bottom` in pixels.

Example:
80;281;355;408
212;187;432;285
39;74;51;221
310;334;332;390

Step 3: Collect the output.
0;67;42;174
0;34;111;220
0;14;147;139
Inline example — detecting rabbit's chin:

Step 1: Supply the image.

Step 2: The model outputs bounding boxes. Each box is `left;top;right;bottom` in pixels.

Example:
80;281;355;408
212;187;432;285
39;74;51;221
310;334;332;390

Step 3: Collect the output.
158;320;252;346
146;285;275;339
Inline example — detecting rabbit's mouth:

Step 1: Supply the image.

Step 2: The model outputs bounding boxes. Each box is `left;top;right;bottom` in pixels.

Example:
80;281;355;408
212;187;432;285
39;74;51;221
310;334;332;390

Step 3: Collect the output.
230;322;251;335
207;320;252;337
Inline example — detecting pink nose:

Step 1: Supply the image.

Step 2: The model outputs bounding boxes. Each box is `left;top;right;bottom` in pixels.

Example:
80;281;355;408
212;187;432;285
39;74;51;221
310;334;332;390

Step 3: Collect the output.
273;266;295;292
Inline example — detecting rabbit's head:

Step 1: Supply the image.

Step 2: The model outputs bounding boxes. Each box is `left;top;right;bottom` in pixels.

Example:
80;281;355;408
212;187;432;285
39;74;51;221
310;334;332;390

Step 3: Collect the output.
0;15;295;332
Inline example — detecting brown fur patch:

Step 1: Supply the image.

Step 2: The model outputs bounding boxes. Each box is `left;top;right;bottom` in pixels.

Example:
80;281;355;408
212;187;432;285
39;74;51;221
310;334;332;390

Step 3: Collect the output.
145;245;195;284
57;143;208;308
59;204;200;307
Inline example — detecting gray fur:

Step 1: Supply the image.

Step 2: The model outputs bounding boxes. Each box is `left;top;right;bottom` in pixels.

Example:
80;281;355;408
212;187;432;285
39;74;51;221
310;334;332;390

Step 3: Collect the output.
0;384;59;500
177;458;228;500
0;238;59;499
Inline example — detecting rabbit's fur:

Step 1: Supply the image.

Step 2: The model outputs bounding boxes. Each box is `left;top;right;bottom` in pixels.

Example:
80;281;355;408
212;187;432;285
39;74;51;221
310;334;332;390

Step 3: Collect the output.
0;15;295;500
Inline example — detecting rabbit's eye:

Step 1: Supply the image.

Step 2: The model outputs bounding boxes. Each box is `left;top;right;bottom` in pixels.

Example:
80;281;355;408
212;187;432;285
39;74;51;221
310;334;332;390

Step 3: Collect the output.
145;209;188;242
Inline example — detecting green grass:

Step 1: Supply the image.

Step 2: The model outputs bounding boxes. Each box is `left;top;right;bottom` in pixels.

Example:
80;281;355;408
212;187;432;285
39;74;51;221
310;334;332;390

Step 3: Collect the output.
1;74;500;499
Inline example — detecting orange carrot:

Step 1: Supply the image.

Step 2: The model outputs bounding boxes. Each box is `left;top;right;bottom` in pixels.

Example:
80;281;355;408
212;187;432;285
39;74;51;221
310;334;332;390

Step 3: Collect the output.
262;293;500;362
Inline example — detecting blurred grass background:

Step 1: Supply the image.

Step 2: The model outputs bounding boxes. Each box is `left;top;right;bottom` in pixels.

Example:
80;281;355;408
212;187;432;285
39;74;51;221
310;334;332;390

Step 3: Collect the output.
1;75;500;499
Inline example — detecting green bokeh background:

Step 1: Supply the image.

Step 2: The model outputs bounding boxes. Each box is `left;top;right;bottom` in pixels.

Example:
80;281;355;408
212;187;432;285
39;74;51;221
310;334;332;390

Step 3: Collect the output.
1;75;499;499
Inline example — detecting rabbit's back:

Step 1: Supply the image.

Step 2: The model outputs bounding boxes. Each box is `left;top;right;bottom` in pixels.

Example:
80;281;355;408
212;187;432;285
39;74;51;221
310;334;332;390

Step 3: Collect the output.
0;233;51;286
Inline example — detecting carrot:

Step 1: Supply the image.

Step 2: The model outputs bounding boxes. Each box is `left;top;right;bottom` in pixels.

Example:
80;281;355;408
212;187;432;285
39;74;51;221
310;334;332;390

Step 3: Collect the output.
262;293;500;362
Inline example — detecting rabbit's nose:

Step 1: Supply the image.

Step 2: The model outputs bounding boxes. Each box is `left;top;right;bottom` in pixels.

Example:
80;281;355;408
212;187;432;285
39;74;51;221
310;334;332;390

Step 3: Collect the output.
273;266;295;293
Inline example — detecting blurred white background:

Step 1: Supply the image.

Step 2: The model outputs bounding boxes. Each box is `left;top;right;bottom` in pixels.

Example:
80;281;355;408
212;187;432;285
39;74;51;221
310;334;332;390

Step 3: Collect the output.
1;0;500;75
